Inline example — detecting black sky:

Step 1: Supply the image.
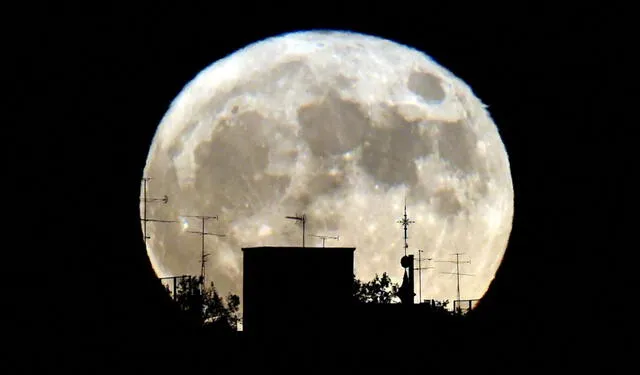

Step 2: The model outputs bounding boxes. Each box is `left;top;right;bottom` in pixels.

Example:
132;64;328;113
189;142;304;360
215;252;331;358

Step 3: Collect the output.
7;3;628;367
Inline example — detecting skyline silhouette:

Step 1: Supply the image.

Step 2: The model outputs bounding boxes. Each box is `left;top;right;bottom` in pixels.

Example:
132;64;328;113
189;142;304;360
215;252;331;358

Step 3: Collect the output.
142;180;487;311
6;4;626;372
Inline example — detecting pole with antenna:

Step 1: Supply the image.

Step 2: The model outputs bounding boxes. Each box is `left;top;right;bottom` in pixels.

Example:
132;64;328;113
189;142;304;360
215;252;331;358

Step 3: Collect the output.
140;177;175;247
285;214;306;247
185;215;224;284
309;234;339;248
414;249;434;303
436;252;473;309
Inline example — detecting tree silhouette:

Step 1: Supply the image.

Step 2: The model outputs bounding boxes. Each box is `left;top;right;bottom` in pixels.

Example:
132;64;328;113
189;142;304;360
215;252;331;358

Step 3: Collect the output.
170;276;241;331
352;273;400;304
352;274;455;315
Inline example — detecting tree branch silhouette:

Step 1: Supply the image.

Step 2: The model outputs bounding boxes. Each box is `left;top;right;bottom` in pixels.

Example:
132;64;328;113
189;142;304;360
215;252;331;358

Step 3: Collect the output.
171;276;241;331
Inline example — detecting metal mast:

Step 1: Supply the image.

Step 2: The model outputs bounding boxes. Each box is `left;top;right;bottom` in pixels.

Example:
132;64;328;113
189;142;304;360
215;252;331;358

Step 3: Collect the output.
140;177;174;246
414;249;434;303
285;214;306;247
436;252;473;304
185;215;224;283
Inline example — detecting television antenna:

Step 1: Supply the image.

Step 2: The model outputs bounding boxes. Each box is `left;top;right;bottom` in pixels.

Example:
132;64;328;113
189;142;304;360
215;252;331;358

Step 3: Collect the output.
184;215;224;283
285;214;306;247
140;177;175;247
309;234;339;248
414;249;434;303
436;252;473;305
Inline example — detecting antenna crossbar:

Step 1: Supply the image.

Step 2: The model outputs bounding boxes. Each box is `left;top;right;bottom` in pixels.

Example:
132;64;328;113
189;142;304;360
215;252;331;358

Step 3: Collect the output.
308;234;339;248
440;272;474;276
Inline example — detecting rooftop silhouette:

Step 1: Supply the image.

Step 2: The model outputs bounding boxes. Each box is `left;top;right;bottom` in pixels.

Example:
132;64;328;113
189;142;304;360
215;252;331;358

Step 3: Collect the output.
242;246;355;338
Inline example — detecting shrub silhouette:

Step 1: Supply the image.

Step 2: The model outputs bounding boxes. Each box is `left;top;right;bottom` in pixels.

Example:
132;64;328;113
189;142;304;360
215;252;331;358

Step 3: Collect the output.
352;272;400;304
169;276;241;331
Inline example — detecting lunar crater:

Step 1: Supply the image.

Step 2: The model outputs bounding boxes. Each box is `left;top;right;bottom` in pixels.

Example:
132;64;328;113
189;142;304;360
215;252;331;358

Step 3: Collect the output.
407;70;446;103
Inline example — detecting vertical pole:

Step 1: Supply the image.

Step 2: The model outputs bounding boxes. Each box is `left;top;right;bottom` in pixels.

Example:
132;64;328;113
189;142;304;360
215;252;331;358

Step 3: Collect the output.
456;253;461;304
201;217;205;283
173;277;177;301
408;255;415;305
418;250;422;303
286;215;307;247
143;178;148;246
397;201;413;257
403;206;408;257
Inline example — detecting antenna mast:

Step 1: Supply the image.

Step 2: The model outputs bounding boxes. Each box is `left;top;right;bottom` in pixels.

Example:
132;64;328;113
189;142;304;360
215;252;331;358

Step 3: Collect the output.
414;249;434;303
397;198;414;256
309;234;339;248
185;215;224;283
285;214;306;247
436;252;473;304
140;177;175;247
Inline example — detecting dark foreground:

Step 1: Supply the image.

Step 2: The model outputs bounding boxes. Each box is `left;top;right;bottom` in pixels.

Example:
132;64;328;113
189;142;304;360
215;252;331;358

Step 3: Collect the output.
8;301;620;374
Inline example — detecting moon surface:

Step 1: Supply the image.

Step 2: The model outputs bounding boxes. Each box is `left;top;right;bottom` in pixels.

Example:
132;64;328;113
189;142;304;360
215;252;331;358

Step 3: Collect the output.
142;30;513;308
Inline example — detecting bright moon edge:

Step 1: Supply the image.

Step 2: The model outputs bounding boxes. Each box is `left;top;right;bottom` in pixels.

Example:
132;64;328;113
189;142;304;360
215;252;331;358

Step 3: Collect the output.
142;30;514;306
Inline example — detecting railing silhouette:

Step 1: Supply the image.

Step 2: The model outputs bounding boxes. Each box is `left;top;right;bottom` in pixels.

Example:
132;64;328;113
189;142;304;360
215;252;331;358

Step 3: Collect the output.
453;299;479;314
159;275;191;300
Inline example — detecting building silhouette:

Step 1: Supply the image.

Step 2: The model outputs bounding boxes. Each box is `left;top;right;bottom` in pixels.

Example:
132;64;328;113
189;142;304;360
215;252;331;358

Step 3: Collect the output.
242;246;355;339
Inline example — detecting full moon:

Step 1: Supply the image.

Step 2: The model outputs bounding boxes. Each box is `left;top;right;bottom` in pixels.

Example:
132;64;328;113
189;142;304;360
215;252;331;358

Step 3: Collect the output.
142;30;513;307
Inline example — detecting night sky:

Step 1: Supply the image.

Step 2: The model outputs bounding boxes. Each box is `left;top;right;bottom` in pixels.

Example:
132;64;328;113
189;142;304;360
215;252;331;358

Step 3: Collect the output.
7;3;627;369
